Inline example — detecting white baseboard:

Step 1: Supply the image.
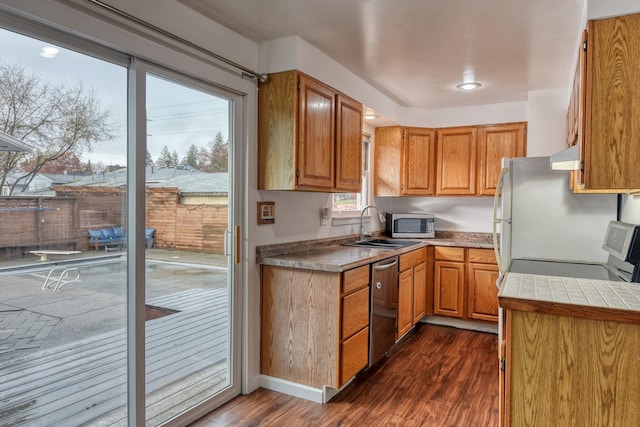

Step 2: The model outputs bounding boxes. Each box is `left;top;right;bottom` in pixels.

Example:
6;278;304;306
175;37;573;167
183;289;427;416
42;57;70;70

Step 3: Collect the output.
260;375;326;403
421;316;498;334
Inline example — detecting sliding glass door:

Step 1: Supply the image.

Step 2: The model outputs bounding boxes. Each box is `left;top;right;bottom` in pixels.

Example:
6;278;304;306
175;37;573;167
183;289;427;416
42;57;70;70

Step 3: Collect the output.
143;70;237;425
0;19;242;426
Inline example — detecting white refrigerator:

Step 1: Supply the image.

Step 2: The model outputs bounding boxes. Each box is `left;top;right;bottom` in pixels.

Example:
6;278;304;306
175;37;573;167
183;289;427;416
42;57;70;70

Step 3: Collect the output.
493;156;618;273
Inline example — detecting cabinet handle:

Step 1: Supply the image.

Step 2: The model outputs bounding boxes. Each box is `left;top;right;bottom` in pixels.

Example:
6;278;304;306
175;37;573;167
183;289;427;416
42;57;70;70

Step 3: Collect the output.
374;259;398;270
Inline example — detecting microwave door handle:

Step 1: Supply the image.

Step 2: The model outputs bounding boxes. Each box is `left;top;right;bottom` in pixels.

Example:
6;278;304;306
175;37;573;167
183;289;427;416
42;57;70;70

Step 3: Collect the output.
493;167;509;274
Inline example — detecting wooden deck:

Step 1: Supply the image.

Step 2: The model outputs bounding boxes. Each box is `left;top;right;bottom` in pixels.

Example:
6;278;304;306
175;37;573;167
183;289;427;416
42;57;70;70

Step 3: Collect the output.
0;288;229;426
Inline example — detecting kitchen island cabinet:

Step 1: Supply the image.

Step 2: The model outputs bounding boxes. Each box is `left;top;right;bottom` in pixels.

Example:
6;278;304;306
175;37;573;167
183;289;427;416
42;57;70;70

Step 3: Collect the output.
258;70;362;192
499;273;640;426
260;264;370;390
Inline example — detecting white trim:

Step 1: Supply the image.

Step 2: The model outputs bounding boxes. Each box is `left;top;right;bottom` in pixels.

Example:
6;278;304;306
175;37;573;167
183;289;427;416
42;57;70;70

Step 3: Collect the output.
421;316;498;335
260;375;325;403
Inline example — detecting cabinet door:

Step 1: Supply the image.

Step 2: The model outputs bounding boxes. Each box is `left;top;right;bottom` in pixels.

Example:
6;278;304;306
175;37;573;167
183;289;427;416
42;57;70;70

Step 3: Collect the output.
397;269;413;339
403;127;436;195
412;262;427;324
340;326;369;386
477;123;526;196
468;262;499;322
436;127;477;195
434;260;465;318
342;286;370;339
335;94;363;192
297;74;335;190
585;14;640;190
374;127;403;196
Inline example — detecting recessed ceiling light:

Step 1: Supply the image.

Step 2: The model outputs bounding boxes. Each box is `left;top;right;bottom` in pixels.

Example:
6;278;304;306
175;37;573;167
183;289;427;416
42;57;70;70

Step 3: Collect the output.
456;82;482;91
40;46;60;58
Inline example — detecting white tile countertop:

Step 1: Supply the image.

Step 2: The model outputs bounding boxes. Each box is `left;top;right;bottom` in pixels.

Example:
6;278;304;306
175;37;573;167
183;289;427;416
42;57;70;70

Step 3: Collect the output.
499;272;640;322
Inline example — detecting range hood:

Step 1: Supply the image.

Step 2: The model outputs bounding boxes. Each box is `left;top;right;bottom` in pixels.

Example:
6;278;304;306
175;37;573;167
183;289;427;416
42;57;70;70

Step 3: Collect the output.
550;144;582;170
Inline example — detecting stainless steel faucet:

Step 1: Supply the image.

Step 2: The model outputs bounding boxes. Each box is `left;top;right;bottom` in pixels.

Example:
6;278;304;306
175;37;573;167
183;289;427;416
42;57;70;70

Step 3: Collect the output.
359;205;386;241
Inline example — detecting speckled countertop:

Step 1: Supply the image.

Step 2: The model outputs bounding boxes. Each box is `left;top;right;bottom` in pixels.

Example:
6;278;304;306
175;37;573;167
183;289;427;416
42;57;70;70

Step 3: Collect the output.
499;272;640;322
256;231;494;272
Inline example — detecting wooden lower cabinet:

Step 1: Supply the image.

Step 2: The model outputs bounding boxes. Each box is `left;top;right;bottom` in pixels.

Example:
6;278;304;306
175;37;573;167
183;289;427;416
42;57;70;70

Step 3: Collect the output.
397;248;428;339
502;309;640;426
261;264;370;389
467;249;500;322
433;247;498;322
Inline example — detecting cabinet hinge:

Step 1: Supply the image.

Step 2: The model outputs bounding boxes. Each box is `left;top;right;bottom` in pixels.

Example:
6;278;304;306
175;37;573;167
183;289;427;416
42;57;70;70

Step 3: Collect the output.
499;358;505;372
583;40;587;52
296;169;300;178
297;82;301;91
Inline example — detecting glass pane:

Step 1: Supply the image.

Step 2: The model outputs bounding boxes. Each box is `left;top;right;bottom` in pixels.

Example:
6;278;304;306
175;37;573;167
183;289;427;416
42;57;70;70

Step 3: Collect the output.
0;28;128;424
144;73;231;424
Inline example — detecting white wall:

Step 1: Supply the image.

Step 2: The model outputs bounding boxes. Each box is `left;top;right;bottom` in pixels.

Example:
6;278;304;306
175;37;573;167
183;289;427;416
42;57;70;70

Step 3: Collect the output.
588;0;640;18
526;88;569;157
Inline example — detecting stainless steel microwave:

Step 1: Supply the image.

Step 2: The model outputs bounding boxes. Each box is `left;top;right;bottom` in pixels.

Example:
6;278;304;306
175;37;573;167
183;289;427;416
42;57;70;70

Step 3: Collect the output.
385;213;435;238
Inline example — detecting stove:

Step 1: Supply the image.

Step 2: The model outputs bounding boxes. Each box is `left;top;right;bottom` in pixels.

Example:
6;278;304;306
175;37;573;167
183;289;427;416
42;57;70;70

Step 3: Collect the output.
505;221;640;284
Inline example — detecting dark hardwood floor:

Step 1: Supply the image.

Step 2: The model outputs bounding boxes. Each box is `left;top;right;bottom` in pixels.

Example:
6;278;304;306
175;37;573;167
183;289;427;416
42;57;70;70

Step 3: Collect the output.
191;323;499;426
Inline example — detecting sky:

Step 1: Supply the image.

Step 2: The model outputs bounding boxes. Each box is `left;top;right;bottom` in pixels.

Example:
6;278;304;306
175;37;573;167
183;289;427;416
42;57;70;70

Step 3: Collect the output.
0;27;230;167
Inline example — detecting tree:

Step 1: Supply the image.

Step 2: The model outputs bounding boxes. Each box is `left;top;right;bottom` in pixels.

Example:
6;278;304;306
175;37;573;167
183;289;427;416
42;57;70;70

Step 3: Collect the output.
155;145;174;167
196;146;210;171
209;132;228;172
183;144;198;168
21;151;89;175
0;63;114;194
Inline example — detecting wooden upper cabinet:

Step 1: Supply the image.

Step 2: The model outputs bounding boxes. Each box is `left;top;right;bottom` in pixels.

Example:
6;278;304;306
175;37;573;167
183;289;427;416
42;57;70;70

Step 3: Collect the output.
404;128;436;195
374;127;403;196
583;14;640;190
335;94;363;192
477;123;526;196
436;127;477;195
374;127;436;196
297;74;335;190
258;70;363;192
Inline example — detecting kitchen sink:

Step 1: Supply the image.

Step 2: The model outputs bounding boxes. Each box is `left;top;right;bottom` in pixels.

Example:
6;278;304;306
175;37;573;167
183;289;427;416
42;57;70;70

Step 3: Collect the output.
343;238;420;249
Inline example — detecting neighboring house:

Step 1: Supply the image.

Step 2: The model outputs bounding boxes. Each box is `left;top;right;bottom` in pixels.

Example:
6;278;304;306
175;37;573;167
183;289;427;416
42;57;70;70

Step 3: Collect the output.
63;166;228;204
67;165;206;188
0;130;32;152
0;131;32;196
28;173;81;192
147;172;229;205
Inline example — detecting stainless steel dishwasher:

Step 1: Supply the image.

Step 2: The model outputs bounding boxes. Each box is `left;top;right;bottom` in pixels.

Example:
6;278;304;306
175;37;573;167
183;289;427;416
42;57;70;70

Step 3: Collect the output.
369;256;399;367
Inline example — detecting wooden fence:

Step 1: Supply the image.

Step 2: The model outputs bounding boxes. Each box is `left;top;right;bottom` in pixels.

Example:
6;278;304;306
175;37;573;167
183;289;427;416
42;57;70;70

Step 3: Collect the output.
0;186;228;258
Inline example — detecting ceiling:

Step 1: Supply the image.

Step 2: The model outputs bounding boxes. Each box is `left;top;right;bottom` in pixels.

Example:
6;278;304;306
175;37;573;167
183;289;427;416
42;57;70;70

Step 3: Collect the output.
177;0;585;109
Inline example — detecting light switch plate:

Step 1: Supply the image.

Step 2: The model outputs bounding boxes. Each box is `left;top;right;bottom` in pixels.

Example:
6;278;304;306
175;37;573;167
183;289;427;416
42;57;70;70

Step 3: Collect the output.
257;201;275;225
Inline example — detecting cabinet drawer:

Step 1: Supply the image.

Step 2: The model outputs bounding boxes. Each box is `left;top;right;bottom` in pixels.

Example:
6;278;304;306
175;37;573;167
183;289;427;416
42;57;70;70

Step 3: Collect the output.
435;246;465;262
400;247;426;271
342;286;370;339
468;248;496;264
343;264;370;294
340;326;369;386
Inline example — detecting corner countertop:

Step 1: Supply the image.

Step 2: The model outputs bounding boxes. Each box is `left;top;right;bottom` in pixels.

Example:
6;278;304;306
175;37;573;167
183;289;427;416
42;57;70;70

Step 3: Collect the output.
256;231;494;272
499;272;640;323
